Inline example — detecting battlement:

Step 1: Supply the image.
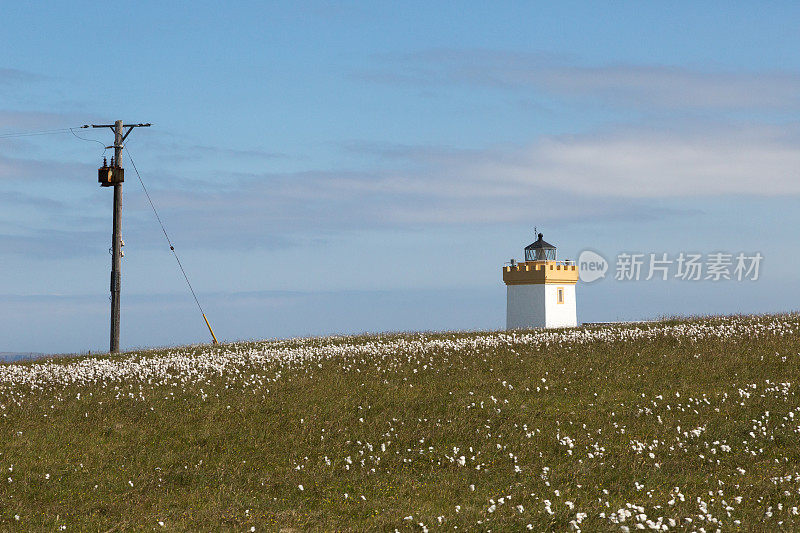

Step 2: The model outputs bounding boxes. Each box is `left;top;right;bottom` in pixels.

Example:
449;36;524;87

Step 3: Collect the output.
502;261;579;285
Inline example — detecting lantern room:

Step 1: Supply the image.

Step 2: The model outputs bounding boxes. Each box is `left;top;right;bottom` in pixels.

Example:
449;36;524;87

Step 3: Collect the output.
524;233;556;261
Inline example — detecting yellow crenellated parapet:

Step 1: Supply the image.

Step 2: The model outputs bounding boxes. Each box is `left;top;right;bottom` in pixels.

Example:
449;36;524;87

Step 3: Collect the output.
502;261;579;285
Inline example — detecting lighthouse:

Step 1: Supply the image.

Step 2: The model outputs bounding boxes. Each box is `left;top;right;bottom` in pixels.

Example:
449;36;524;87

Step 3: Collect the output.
502;233;578;329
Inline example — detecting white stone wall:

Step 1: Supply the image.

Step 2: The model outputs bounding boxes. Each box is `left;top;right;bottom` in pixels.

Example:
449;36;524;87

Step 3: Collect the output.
506;283;577;329
507;284;546;329
544;284;577;328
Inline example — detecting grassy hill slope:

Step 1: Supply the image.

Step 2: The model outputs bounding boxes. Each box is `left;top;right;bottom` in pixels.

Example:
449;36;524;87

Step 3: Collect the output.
1;314;800;531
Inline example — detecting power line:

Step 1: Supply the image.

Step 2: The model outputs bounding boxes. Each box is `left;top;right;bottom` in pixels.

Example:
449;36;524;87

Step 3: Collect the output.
0;127;76;139
69;127;107;150
125;146;219;345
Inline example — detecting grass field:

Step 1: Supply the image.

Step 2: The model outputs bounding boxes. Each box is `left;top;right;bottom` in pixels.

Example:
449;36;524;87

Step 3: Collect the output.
1;314;800;531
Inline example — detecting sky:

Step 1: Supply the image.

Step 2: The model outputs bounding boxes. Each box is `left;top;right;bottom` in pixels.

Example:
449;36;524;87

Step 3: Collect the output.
1;2;799;354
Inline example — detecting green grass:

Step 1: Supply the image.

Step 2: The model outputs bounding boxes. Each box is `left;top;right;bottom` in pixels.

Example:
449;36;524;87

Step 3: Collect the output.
1;314;800;531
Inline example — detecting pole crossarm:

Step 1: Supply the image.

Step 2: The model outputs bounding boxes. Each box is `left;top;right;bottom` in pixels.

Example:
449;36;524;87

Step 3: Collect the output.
83;124;151;145
83;123;152;128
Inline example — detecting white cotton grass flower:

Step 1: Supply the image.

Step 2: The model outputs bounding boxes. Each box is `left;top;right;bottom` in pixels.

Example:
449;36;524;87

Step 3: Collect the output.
0;314;793;392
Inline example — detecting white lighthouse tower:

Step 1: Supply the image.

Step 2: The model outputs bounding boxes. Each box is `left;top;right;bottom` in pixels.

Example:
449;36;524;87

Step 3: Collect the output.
502;233;578;329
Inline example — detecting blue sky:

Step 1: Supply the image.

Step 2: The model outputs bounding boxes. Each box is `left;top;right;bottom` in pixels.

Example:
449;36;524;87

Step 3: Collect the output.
1;2;799;353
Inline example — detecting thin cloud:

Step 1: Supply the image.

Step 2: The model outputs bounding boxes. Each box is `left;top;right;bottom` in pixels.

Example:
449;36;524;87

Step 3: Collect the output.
342;122;800;198
358;49;800;111
0;109;86;131
0;191;67;211
518;124;800;197
0;228;104;258
138;139;291;163
0;68;43;86
0;153;92;182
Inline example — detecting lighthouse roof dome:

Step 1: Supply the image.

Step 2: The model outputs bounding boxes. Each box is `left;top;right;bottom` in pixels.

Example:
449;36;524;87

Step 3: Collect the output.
525;233;555;251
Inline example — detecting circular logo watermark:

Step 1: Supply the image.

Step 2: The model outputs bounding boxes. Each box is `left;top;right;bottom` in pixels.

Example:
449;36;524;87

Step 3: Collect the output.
578;250;608;283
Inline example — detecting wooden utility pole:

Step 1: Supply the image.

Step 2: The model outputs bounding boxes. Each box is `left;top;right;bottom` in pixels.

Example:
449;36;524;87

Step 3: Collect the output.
85;120;150;353
110;121;123;353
